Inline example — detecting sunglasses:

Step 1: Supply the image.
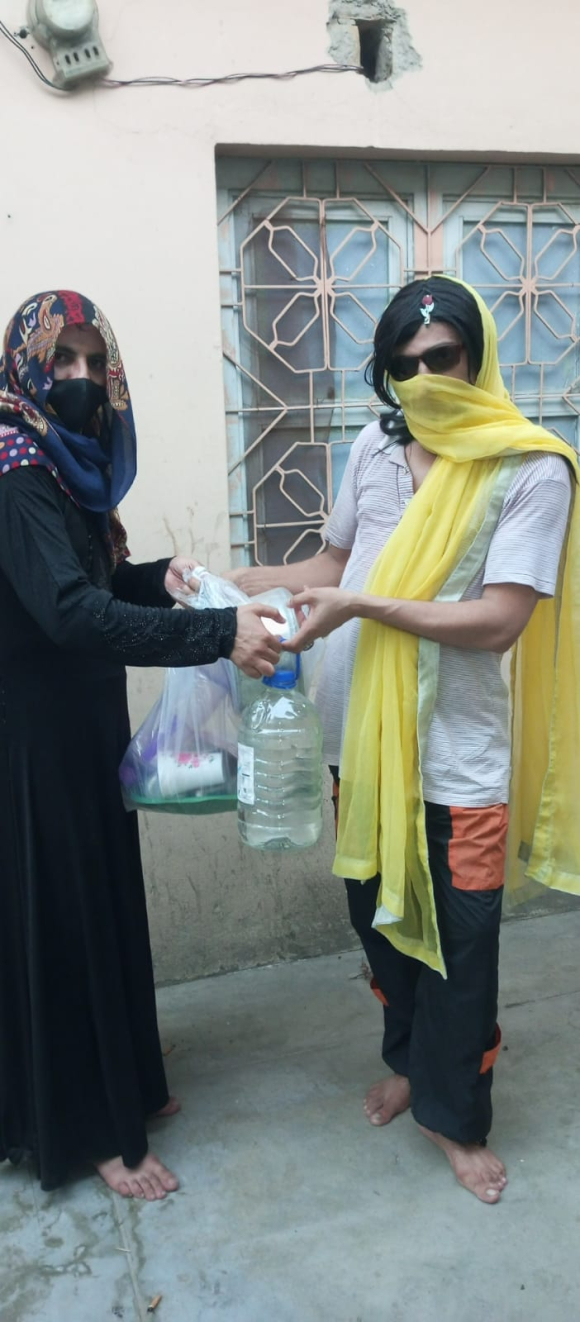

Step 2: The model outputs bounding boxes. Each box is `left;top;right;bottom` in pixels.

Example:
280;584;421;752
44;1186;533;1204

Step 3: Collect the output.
389;343;464;381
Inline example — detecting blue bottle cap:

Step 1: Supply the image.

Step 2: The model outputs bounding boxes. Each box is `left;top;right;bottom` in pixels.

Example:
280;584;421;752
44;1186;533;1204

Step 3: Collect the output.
263;653;301;689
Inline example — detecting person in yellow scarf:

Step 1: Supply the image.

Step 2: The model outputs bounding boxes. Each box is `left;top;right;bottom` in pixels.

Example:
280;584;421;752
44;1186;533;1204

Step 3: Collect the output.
280;276;577;1204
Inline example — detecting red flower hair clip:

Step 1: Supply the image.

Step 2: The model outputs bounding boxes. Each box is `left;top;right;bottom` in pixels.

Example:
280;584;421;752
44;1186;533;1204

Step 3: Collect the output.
420;294;435;326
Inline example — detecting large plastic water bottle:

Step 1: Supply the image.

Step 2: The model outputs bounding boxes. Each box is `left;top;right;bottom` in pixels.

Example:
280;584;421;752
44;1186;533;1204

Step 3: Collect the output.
237;654;323;850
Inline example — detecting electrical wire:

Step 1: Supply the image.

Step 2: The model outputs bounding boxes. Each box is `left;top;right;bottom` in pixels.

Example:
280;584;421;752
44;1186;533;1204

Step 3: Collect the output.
0;19;60;89
0;25;363;92
102;65;364;89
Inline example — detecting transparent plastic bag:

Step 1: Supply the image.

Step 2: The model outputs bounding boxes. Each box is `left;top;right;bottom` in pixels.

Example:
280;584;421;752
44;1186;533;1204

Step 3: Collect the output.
119;660;240;814
119;569;326;814
187;568;248;612
120;570;246;815
188;570;325;705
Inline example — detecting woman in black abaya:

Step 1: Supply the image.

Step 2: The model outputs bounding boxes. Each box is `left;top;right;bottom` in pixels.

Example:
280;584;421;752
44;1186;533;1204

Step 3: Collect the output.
0;290;281;1199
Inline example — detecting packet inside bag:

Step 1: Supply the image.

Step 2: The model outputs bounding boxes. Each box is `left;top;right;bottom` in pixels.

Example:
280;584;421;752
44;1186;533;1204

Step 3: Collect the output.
119;569;325;815
119;572;245;814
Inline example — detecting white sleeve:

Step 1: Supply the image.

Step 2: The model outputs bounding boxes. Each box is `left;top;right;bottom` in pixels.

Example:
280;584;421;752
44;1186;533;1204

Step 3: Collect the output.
324;423;381;551
484;454;573;598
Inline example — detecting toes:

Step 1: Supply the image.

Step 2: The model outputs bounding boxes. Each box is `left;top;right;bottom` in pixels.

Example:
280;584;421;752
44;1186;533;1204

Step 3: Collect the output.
148;1160;178;1191
138;1176;156;1202
141;1176;160;1202
148;1174;168;1200
160;1171;179;1192
488;1166;507;1186
96;1157;172;1201
483;1188;501;1203
364;1085;383;1107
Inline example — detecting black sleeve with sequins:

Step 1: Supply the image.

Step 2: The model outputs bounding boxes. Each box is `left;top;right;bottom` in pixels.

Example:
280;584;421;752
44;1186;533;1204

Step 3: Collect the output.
0;468;238;667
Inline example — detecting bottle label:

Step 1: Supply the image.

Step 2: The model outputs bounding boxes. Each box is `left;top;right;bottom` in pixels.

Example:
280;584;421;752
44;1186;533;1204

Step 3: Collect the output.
237;743;255;805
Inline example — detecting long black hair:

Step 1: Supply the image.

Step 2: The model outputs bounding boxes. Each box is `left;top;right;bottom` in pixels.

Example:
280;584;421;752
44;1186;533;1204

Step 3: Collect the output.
366;277;485;437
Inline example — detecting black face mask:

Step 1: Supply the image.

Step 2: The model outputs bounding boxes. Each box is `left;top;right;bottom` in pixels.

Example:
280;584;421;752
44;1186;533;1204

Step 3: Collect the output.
47;378;108;434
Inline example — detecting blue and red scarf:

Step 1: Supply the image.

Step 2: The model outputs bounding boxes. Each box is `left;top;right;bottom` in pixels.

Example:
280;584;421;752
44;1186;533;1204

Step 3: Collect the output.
0;289;137;565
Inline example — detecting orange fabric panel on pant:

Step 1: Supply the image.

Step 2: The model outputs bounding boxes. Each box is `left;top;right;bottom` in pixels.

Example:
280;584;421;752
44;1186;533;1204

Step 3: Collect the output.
370;976;389;1007
449;804;508;892
480;1025;502;1075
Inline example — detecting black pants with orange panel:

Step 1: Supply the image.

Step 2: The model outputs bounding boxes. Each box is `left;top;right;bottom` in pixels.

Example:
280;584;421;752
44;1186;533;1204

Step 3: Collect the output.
331;770;506;1145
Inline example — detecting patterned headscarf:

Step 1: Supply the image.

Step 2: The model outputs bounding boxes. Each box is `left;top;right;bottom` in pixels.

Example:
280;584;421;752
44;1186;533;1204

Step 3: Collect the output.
0;290;137;565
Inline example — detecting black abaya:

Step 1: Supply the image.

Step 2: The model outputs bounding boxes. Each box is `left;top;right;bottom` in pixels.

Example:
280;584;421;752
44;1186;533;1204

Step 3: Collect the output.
0;467;237;1189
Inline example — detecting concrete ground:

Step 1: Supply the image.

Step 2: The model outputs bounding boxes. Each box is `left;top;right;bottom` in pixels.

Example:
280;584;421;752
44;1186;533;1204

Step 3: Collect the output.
2;909;580;1322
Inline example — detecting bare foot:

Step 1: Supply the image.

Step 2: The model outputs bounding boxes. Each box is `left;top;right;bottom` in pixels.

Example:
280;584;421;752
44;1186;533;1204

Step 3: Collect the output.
364;1074;411;1126
96;1152;179;1201
152;1095;181;1118
418;1125;507;1203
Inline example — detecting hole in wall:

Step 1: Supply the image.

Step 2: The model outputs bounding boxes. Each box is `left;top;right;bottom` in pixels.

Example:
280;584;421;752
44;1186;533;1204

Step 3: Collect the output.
356;20;385;81
357;18;393;82
327;2;422;89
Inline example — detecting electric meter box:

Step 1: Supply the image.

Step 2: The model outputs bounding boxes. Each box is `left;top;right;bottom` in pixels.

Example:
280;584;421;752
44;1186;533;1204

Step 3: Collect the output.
27;0;112;87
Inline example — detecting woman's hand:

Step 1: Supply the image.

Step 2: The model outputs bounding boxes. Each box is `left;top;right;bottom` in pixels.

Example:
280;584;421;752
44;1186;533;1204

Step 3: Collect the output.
285;587;356;651
164;557;204;601
230;603;285;678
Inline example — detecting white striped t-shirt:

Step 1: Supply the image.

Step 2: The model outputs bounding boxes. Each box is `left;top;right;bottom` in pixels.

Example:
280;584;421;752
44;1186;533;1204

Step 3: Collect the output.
317;420;572;807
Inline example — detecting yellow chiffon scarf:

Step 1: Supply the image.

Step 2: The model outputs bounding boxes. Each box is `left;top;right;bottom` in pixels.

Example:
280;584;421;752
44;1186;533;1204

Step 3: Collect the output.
334;279;580;976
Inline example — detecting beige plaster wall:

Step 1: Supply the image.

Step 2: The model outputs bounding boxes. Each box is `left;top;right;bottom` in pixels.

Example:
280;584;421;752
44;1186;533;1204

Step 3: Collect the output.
0;0;578;980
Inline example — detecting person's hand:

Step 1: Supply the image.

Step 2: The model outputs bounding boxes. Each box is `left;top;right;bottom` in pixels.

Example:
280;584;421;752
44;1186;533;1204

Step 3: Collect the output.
220;567;247;589
230;603;285;678
164;557;204;601
285;587;355;651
